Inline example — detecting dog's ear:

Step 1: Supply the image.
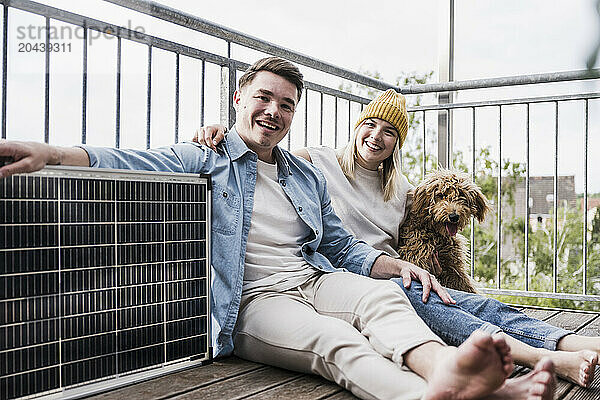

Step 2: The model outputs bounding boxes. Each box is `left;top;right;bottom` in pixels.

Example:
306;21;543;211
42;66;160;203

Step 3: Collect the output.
471;186;491;223
411;184;432;218
405;189;414;214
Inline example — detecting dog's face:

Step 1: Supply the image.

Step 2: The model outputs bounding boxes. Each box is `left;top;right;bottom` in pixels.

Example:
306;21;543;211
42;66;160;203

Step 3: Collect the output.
411;170;491;237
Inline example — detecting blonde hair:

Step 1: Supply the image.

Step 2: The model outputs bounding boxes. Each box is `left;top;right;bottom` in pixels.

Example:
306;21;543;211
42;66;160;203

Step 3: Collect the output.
337;120;404;202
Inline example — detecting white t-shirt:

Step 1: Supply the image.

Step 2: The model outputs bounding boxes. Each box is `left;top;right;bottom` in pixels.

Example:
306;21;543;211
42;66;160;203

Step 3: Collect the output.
307;146;412;257
243;159;320;296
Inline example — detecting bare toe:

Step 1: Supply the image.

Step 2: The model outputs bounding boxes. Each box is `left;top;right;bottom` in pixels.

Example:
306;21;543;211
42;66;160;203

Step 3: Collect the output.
551;349;597;387
424;331;506;400
491;358;555;400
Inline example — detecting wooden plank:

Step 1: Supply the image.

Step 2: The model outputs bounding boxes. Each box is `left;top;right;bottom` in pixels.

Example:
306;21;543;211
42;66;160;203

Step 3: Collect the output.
558;313;600;400
322;390;360;399
511;365;574;400
521;307;561;321
573;314;600;337
87;357;263;400
512;310;600;400
558;367;600;400
544;312;598;332
172;366;301;400
244;374;343;399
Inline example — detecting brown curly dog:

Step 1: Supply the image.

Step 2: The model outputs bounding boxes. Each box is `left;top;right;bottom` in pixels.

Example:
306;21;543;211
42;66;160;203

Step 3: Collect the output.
397;169;491;293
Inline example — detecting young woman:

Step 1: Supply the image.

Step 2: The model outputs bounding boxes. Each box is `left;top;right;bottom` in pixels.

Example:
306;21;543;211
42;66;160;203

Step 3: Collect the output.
194;89;599;388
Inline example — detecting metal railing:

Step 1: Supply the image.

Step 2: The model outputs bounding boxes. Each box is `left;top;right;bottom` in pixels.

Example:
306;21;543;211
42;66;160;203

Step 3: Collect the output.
2;0;600;303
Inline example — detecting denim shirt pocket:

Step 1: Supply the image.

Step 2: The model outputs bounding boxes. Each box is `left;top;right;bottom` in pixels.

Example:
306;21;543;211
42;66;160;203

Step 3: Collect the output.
212;183;241;235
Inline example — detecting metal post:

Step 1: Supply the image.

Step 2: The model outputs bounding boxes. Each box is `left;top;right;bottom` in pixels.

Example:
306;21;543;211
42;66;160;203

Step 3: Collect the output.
175;53;179;143
146;45;152;149
220;62;236;129
81;25;87;144
437;0;454;168
1;5;7;140
115;36;121;148
525;104;530;291
584;100;589;294
44;17;50;144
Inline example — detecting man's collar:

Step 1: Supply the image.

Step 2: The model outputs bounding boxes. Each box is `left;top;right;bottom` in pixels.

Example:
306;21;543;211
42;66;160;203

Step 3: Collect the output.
224;127;291;176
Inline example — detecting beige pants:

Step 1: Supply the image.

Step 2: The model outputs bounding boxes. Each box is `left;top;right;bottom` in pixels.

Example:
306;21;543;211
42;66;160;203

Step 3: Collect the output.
233;272;444;400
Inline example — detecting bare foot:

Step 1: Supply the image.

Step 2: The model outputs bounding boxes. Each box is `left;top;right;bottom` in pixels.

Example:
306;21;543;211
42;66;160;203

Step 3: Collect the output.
548;349;597;387
423;330;511;400
488;358;555;400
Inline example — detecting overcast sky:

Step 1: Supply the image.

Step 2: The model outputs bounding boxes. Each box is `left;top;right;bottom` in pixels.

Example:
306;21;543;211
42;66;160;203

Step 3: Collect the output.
7;0;600;191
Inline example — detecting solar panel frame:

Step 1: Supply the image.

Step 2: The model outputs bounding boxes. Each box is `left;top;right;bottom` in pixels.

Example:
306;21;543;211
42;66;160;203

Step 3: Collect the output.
0;166;212;400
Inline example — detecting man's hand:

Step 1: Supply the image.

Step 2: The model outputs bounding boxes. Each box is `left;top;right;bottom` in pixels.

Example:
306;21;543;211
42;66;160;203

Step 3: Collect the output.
0;140;89;178
192;124;227;152
370;255;455;304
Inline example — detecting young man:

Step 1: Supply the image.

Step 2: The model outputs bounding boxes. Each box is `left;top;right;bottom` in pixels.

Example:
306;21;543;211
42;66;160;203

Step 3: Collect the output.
0;57;554;400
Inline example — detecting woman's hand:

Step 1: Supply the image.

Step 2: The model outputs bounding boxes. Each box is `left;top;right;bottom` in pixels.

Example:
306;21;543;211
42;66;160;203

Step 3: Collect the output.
192;124;227;152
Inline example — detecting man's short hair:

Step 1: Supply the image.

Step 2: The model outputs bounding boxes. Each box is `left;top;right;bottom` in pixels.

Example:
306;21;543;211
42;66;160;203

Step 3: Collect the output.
238;57;304;102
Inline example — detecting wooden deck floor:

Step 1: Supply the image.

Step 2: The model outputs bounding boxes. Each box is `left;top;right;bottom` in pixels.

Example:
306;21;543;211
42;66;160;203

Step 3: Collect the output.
87;306;600;400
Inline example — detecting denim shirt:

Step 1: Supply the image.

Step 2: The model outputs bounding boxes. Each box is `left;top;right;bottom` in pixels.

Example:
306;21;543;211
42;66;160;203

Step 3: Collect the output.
83;128;384;356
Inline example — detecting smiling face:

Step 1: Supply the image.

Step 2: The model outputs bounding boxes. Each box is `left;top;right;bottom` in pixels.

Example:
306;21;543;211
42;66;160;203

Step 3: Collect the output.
233;71;298;162
354;118;398;170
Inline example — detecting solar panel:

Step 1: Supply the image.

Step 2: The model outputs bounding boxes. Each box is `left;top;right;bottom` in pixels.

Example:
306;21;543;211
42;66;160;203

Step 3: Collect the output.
0;166;212;399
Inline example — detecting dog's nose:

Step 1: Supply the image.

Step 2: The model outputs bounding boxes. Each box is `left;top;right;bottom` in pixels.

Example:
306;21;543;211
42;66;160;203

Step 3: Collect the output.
449;213;459;223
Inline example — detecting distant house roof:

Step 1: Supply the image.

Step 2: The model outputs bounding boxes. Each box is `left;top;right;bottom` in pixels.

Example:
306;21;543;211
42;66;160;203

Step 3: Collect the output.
581;197;600;211
512;176;577;215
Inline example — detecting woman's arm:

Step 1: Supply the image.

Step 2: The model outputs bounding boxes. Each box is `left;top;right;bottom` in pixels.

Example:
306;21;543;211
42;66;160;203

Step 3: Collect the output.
291;148;312;162
192;124;314;163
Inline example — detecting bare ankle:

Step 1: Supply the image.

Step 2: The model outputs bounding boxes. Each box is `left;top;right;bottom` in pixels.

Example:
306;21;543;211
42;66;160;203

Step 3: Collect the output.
557;334;600;353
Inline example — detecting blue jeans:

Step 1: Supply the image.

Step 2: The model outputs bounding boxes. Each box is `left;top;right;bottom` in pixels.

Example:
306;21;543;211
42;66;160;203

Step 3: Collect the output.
392;278;572;350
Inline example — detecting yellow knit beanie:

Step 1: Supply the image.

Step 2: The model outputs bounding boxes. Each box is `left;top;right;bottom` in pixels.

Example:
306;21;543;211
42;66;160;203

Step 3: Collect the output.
354;89;409;148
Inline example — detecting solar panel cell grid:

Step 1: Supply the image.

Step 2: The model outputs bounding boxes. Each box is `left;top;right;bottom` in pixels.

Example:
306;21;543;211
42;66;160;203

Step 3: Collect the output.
0;168;211;399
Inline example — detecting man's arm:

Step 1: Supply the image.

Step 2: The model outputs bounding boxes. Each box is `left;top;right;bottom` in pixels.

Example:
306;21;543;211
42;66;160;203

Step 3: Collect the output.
0;141;89;178
0;139;214;178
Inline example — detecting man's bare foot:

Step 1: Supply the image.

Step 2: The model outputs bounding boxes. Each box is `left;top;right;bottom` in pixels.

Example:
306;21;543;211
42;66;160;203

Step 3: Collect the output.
423;330;511;400
488;358;555;400
548;349;597;387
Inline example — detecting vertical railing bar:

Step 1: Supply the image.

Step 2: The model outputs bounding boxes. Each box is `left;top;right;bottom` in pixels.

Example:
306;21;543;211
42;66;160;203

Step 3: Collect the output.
553;101;558;293
200;60;205;127
57;176;63;390
447;109;451;167
583;99;588;294
44;17;50;144
162;182;167;366
470;107;475;279
81;25;87;144
175;53;179;143
319;92;323;145
227;62;236;129
2;5;8;140
497;105;502;289
304;88;308;147
525;103;530;291
146;45;152;149
348;100;351;142
334;96;338;148
422;111;426;178
115;36;121;148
